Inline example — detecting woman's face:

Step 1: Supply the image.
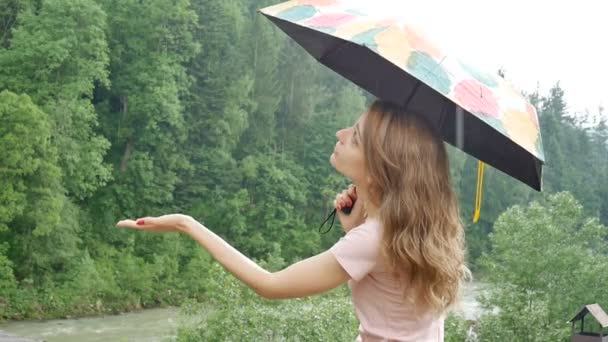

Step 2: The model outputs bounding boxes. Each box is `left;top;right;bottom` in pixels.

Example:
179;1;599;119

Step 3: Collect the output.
330;113;368;183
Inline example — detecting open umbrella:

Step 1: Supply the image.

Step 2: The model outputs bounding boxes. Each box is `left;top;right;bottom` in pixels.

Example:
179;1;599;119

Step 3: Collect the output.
260;0;544;193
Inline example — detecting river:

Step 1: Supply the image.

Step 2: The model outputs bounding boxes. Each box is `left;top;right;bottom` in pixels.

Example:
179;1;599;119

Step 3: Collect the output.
0;307;180;342
0;282;486;341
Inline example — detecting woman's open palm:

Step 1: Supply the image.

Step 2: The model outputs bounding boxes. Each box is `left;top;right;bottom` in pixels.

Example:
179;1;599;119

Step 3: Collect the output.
116;214;190;233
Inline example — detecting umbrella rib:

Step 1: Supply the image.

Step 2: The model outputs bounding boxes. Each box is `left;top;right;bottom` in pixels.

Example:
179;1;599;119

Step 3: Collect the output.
437;98;450;134
404;81;421;109
318;40;353;64
405;55;447;109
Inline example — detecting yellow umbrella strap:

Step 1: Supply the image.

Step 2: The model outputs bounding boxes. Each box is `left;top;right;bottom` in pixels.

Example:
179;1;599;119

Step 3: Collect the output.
473;161;485;223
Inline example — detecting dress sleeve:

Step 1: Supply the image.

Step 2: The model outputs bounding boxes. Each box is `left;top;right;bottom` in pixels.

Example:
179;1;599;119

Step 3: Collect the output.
329;219;382;281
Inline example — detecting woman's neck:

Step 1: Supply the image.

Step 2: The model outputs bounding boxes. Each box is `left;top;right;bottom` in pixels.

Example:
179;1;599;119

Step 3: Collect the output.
354;183;380;219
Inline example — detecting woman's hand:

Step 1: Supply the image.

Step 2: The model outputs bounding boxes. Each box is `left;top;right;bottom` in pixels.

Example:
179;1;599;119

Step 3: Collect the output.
116;214;192;233
334;185;366;233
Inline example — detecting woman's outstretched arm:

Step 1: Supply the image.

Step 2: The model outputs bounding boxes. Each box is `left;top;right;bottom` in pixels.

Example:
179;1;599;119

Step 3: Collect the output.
182;217;349;299
117;214;349;299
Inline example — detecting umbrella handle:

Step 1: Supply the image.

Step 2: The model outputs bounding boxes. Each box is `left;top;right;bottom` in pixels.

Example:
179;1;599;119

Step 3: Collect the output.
340;205;353;215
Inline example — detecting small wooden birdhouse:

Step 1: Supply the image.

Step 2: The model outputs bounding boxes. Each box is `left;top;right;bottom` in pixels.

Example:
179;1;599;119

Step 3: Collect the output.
569;304;608;342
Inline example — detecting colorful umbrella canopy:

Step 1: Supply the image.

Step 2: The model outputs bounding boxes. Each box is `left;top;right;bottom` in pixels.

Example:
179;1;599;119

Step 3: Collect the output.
260;0;544;191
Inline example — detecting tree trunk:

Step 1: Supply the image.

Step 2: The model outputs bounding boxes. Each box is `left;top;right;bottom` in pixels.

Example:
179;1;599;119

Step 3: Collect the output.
120;137;134;172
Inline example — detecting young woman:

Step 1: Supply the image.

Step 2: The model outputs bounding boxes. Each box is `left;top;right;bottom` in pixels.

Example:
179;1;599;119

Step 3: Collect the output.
117;99;469;341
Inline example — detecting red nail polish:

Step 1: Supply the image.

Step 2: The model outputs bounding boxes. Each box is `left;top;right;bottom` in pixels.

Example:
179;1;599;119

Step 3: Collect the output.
136;219;145;225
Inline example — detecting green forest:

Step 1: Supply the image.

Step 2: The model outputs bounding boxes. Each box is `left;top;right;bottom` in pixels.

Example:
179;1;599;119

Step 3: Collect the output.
1;0;607;341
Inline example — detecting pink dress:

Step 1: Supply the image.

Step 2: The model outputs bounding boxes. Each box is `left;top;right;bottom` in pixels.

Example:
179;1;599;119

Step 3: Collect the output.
330;217;444;342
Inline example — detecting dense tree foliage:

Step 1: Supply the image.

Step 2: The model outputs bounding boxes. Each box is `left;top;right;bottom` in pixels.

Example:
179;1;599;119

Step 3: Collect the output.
1;1;606;340
477;193;608;341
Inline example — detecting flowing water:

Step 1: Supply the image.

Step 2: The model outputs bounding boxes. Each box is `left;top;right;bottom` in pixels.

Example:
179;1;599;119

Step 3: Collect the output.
0;307;180;342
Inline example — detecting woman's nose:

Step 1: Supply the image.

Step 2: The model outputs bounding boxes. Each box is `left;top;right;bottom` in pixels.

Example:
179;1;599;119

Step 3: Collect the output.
336;128;346;143
336;128;349;144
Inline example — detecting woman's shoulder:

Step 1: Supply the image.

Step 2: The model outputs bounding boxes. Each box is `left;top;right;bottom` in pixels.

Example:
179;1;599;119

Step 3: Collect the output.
331;217;384;281
348;216;382;235
340;217;383;252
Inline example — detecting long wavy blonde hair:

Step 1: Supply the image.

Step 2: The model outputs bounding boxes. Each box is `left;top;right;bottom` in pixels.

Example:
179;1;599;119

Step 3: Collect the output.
361;100;470;315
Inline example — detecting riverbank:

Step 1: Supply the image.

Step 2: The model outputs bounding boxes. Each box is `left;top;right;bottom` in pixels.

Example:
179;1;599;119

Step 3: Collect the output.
0;282;486;341
0;284;189;322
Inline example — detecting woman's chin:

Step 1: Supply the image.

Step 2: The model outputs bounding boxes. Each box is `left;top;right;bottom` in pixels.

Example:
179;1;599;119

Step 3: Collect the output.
329;154;344;175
